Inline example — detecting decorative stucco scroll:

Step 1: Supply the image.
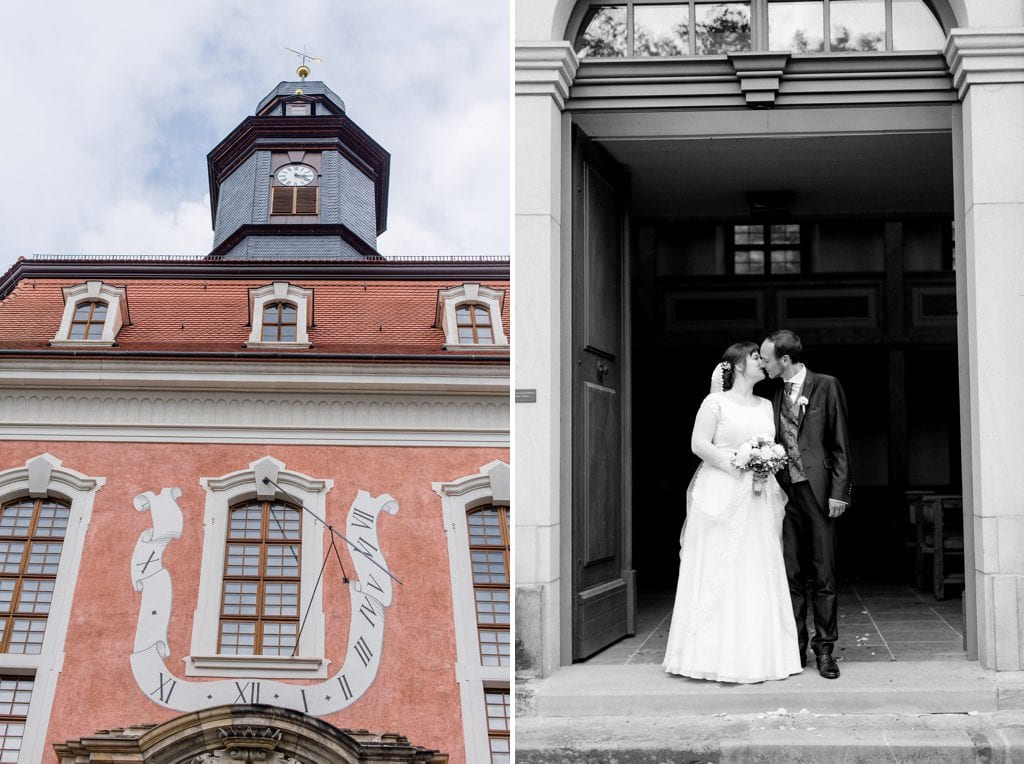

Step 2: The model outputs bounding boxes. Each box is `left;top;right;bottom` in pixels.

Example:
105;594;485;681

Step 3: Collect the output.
130;487;398;714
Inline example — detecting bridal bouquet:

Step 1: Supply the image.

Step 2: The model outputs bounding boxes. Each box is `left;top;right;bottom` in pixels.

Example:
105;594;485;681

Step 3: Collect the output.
732;435;788;495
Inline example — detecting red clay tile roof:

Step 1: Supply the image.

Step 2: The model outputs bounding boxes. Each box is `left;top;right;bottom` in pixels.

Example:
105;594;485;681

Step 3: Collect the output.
0;276;510;358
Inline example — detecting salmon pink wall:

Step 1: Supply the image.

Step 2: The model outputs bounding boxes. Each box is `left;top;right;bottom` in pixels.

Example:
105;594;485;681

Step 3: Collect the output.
0;441;508;764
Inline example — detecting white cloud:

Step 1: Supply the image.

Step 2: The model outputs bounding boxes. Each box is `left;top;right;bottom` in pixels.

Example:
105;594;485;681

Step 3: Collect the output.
0;0;509;267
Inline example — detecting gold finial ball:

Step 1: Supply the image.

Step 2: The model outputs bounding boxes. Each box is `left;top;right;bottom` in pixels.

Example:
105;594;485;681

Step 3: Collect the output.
294;88;304;95
297;64;310;80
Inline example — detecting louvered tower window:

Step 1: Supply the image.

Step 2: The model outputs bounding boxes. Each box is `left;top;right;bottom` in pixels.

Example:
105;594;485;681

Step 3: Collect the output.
219;500;302;656
468;504;510;666
271;186;319;216
0;497;69;654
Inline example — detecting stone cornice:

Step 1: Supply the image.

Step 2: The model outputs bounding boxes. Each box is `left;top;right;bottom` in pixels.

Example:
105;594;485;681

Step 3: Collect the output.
515;42;579;110
945;29;1024;99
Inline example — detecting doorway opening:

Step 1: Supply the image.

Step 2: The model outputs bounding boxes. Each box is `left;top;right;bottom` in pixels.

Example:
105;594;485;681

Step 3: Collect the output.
577;128;965;665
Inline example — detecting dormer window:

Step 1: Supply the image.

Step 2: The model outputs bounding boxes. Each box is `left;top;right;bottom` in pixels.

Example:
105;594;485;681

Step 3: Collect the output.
51;281;128;347
436;284;509;351
246;282;313;349
261;302;298;342
285;102;311;116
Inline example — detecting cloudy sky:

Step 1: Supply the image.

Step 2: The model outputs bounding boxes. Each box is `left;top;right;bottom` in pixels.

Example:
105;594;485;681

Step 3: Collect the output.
0;1;509;270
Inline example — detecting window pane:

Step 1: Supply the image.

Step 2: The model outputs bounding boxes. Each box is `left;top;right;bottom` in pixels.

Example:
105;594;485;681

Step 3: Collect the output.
490;738;510;764
735;250;765;274
893;0;945;51
0;677;32;716
16;579;54;614
25;542;62;575
458;327;476;343
770;224;801;244
485;690;511;731
222;581;258;615
263;304;280;323
73;303;93;320
469;509;504;546
0;504;33;537
281;304;296;322
475;589;511;625
0;581;13;612
578;6;627;57
830;0;885;51
69;324;86;340
471;550;508;585
91;303;107;320
634;4;689;57
695;3;751;54
265;545;300;577
261;621;298;655
479;629;511;666
768;1;824;52
267;505;301;540
219;621;256;654
733;224;763;245
278;325;297;342
226;544;260;577
35;502;69;538
473;305;491;324
264;582;299;617
229;505;263;539
0;544;23;575
6;619;45;654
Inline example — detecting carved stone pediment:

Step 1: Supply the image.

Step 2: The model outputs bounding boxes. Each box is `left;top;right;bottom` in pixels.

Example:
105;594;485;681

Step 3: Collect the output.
53;705;448;763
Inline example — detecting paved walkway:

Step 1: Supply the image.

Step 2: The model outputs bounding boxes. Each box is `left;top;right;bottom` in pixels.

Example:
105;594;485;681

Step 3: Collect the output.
585;584;965;666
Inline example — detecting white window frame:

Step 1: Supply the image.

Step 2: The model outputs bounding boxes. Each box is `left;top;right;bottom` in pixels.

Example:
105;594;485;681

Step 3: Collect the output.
0;454;104;764
434;460;510;764
436;283;509;351
50;281;128;347
188;456;331;678
245;282;313;349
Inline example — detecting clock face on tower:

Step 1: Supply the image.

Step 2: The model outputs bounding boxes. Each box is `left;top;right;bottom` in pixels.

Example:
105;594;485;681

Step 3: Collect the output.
276;164;316;186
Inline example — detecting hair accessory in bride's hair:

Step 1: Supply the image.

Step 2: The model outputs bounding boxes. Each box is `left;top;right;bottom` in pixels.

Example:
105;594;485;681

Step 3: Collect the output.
710;363;727;393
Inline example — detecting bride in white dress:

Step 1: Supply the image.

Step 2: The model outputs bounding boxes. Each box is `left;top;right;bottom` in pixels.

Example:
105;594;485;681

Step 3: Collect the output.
663;342;802;683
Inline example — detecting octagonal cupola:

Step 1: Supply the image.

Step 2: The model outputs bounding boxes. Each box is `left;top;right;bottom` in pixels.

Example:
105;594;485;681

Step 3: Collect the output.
206;78;390;261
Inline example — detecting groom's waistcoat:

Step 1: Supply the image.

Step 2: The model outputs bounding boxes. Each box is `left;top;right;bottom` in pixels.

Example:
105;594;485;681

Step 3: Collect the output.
779;398;808;483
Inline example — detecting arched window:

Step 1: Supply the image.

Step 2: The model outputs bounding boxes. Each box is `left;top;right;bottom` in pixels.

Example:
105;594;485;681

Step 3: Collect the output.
260;302;298;343
0;497;69;654
68;301;107;341
572;0;945;58
219;499;302;656
456;303;496;345
468;504;510;667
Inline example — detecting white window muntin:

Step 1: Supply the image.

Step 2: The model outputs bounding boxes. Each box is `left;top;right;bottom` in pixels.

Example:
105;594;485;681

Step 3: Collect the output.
188;456;331;678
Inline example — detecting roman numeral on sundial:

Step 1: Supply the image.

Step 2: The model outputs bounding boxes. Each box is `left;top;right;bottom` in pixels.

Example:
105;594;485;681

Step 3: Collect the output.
354;636;373;667
351;507;374;530
354;537;378;560
358;596;381;628
151;672;176;703
234;681;261;703
338;674;353;700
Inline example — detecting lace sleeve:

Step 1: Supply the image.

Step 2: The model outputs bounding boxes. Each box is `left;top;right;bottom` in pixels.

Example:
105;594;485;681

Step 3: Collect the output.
691;394;739;474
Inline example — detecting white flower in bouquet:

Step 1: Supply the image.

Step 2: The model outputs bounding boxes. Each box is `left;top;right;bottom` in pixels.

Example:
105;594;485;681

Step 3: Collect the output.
772;444;785;458
735;442;753;468
757;445;776;461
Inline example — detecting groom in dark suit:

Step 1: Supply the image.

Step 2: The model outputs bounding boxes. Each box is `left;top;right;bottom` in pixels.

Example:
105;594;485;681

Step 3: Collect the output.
760;330;852;679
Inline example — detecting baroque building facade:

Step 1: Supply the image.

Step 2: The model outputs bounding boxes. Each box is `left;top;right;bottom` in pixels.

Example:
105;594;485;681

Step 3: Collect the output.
0;78;510;763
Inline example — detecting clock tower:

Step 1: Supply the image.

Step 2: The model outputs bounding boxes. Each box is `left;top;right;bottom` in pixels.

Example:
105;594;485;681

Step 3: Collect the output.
206;79;390;260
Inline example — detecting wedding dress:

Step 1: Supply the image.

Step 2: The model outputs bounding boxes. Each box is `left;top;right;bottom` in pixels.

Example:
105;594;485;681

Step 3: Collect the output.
662;392;802;683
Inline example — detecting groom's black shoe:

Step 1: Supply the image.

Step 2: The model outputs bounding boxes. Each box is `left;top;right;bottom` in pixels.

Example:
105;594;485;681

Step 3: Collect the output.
800;653;807;669
815;652;840;679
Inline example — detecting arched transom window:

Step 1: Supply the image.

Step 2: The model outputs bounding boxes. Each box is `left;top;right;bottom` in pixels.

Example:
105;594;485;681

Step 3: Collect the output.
261;302;298;343
573;0;945;58
0;497;69;654
468;504;510;667
69;301;107;341
219;499;302;656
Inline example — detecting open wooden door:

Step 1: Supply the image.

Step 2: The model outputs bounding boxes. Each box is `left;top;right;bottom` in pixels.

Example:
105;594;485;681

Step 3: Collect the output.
571;125;634;661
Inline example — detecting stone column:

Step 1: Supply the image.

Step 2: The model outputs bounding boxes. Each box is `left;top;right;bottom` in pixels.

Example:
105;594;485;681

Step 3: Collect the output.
946;29;1024;669
514;42;577;679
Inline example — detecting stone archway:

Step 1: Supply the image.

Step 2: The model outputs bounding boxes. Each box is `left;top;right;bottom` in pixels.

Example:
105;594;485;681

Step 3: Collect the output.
53;704;447;763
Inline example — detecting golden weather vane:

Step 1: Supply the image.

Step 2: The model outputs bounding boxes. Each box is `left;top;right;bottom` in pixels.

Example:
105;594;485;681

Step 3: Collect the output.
284;46;324;81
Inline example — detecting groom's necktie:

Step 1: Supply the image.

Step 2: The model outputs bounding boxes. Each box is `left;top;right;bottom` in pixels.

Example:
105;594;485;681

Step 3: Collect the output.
780;382;807;482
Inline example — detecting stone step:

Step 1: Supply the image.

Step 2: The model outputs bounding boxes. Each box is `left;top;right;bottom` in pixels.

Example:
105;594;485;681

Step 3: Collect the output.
515;713;1024;763
522;661;1012;718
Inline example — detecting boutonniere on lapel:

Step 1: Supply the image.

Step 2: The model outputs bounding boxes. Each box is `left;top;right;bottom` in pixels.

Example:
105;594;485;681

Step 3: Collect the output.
797;395;809;413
